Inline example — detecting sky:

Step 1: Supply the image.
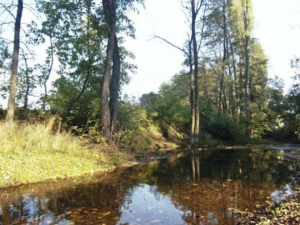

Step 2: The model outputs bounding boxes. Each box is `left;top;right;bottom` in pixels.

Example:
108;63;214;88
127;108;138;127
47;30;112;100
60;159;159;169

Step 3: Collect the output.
123;0;300;97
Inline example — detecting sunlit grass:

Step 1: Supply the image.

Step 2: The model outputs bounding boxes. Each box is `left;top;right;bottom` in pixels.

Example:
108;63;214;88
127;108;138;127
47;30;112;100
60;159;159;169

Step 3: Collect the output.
0;121;129;188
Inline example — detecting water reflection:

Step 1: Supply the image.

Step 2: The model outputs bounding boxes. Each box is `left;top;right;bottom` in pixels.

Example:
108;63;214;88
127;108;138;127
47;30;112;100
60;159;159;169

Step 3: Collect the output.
191;155;200;183
118;184;185;224
1;149;300;225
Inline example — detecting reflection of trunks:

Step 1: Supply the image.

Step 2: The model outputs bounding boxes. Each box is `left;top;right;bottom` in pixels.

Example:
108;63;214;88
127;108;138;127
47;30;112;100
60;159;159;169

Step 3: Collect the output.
191;155;201;183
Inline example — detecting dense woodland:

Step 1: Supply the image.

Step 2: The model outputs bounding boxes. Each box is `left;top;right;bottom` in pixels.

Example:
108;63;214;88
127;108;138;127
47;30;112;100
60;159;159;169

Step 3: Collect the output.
0;0;300;148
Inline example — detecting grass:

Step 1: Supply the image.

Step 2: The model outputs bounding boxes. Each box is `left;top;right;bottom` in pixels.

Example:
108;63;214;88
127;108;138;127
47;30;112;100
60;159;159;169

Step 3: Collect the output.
0;120;130;188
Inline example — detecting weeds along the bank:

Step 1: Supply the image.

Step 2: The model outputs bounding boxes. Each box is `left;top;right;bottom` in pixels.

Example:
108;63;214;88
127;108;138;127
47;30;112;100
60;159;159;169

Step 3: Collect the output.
0;120;129;188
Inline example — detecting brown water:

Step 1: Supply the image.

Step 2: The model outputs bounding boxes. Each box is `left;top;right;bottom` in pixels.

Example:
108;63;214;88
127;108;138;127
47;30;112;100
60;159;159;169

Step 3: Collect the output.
1;149;300;225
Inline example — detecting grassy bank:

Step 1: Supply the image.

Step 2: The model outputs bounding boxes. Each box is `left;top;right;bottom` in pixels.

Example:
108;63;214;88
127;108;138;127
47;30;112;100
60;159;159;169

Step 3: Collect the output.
0;121;130;188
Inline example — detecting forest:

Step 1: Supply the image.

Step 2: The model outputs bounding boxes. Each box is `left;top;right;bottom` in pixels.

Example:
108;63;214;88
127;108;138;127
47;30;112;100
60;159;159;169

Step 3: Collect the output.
0;0;300;150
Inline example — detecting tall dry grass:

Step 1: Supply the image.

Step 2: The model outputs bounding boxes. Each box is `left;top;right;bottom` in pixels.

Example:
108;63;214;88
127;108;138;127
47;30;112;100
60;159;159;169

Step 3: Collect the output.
0;120;128;187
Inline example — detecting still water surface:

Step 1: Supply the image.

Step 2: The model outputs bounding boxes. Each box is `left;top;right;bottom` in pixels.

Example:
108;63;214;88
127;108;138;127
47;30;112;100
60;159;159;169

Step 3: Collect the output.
1;149;300;225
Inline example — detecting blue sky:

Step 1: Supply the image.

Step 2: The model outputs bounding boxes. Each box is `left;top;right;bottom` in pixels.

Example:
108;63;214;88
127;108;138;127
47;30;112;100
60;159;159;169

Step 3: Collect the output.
123;0;300;96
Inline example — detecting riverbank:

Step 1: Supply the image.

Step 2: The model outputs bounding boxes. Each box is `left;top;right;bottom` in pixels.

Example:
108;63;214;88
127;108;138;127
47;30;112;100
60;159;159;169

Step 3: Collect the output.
1;120;299;189
0;121;177;188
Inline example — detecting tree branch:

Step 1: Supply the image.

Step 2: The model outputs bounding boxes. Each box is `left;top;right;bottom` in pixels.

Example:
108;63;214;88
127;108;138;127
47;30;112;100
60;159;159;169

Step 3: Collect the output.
152;35;189;56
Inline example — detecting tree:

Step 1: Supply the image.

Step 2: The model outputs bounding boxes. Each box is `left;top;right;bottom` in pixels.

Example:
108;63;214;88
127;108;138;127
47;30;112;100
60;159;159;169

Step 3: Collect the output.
230;0;254;135
101;0;117;139
6;0;23;122
18;49;36;110
101;0;144;139
190;0;201;144
153;0;207;146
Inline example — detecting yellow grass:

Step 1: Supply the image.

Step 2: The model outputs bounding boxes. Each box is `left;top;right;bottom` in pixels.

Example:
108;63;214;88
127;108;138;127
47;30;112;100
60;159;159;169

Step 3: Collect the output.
0;121;129;188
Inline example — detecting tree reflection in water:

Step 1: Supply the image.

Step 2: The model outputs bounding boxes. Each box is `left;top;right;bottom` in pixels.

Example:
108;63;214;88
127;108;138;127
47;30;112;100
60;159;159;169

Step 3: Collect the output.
1;149;300;225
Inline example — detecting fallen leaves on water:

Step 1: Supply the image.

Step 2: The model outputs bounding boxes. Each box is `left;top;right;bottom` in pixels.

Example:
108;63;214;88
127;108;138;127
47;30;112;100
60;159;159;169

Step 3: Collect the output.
236;193;300;225
63;206;119;224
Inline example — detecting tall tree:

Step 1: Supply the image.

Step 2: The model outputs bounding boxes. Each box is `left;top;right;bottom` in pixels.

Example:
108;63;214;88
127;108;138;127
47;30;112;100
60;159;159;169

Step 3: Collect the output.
230;0;254;134
243;0;251;132
101;0;117;139
101;0;144;139
153;0;206;146
191;0;201;144
6;0;23;122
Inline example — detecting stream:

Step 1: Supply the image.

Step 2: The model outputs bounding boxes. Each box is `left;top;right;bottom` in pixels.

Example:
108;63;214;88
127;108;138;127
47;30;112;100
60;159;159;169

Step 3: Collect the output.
1;149;300;225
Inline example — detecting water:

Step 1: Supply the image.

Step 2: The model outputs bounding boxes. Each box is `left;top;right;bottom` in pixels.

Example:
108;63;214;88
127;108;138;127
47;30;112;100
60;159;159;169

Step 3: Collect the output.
1;149;300;225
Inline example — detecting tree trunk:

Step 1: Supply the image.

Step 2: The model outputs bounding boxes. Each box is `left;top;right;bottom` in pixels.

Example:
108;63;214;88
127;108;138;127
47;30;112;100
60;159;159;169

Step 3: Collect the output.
244;1;251;135
22;51;29;110
191;0;200;144
101;0;116;139
239;57;244;116
109;35;120;133
188;39;196;145
43;34;54;111
6;0;23;122
218;0;228;122
229;39;237;115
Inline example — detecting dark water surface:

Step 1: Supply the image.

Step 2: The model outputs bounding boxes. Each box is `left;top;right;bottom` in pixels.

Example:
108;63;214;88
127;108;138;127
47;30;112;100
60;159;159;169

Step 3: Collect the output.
1;149;300;225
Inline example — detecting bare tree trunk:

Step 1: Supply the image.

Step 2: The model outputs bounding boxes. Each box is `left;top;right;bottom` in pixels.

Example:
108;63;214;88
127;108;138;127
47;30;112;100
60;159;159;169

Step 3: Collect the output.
229;39;237;116
101;0;116;139
191;0;200;144
6;0;23;122
239;57;244;117
188;39;196;145
244;1;251;135
152;35;198;146
109;35;120;133
218;0;227;122
22;51;29;110
43;34;54;111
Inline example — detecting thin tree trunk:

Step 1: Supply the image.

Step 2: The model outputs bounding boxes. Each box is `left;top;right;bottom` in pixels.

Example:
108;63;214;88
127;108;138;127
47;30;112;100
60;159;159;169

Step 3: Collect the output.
152;35;197;146
218;0;228;122
230;39;238;116
189;39;195;145
101;0;116;139
109;35;120;133
43;34;54;111
6;0;23;122
191;0;200;144
244;1;251;135
22;51;29;110
218;72;224;121
239;57;244;117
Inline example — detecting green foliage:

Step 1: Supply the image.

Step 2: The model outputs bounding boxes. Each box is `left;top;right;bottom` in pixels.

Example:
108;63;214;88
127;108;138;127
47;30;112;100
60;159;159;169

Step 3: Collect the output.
140;74;190;134
282;74;300;142
117;98;151;147
203;111;243;142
